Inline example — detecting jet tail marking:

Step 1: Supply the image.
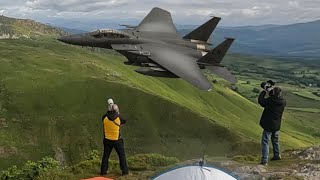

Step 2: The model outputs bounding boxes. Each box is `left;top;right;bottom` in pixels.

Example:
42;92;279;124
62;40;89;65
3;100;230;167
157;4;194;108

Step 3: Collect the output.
184;17;221;42
198;38;234;65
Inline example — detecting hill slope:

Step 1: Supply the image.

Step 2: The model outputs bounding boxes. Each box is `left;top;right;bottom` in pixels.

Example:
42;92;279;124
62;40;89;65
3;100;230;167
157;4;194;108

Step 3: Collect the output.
0;15;66;39
1;39;319;169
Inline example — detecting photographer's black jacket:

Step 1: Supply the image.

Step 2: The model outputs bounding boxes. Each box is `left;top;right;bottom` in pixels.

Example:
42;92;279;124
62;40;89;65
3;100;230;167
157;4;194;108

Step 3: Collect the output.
258;91;286;132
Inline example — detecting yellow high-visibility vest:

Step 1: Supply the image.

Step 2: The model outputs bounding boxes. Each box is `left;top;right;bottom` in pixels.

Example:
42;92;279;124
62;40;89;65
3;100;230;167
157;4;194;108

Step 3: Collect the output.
103;116;121;140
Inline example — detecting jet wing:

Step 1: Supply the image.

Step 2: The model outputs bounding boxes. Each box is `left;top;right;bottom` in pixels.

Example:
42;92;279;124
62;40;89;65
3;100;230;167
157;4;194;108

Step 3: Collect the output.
142;45;212;91
136;7;177;34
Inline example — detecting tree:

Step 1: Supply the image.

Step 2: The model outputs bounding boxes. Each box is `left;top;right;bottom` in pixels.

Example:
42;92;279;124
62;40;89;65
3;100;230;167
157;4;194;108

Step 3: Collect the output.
252;88;260;93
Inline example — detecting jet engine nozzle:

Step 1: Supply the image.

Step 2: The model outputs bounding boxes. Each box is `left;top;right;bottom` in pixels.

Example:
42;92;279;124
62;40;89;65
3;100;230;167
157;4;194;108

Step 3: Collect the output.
196;44;210;51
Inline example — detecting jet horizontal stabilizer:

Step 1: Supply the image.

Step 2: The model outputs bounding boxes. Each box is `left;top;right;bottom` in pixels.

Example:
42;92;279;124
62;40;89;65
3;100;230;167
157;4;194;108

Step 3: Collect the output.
207;66;237;83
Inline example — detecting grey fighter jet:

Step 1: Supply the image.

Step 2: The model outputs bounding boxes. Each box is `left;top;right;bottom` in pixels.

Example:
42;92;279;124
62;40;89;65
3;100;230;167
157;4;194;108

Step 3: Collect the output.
58;7;236;91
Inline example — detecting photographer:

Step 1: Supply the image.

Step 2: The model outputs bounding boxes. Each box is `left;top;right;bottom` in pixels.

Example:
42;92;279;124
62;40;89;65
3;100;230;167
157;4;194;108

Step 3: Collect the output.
258;81;286;165
100;99;129;176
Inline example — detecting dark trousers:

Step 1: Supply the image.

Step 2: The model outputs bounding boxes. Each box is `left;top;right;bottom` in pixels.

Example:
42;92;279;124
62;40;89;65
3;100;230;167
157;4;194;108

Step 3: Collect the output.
100;138;129;175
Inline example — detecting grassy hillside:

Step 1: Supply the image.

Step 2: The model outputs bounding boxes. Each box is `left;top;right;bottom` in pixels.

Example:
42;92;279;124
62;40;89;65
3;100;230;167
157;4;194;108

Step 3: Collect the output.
0;39;319;170
0;15;66;39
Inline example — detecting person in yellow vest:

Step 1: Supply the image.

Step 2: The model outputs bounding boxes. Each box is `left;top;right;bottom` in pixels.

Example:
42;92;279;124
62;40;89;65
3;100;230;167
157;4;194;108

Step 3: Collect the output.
100;99;128;176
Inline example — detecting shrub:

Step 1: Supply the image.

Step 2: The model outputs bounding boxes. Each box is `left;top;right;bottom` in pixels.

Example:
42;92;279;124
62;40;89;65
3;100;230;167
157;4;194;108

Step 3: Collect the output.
252;87;260;93
0;156;59;180
71;159;101;174
231;86;239;92
86;150;100;161
0;165;21;180
312;92;320;97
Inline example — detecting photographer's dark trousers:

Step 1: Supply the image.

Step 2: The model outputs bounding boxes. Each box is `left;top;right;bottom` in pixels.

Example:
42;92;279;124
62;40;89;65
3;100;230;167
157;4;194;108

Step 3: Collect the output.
261;130;280;163
100;138;128;175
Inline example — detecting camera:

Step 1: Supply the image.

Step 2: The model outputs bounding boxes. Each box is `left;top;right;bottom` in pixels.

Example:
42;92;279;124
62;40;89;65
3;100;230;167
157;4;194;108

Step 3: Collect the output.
260;80;275;90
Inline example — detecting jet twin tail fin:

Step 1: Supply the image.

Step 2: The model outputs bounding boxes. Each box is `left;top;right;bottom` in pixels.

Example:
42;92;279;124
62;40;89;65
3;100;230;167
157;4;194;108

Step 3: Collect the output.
183;17;221;42
198;38;235;65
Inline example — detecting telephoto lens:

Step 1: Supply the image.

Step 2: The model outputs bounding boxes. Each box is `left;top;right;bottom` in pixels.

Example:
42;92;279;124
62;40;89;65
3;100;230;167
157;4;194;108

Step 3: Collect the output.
267;80;275;86
261;82;267;89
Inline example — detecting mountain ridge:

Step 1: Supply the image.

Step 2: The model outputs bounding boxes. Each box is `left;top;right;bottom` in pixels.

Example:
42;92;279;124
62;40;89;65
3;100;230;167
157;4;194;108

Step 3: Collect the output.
0;15;67;39
179;19;320;57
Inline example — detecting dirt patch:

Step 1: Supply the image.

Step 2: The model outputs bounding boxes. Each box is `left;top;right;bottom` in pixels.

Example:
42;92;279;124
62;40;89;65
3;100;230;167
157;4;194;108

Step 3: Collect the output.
0;146;18;158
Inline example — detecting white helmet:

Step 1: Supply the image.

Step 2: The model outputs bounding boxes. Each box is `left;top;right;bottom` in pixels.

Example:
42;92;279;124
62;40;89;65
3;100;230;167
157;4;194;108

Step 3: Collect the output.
107;98;114;105
107;98;114;111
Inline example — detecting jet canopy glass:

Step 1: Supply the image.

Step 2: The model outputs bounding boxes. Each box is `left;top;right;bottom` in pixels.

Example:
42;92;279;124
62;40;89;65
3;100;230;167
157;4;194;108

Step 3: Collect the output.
90;29;132;39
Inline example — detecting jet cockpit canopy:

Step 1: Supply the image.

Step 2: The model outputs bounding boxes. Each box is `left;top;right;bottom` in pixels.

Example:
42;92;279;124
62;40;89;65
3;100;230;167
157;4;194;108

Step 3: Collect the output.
90;29;132;39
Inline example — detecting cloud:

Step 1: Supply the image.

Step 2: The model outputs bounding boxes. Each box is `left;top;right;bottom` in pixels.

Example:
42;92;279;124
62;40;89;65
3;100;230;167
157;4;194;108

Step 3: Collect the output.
25;0;128;12
240;5;272;17
289;1;299;8
0;9;6;14
0;0;319;28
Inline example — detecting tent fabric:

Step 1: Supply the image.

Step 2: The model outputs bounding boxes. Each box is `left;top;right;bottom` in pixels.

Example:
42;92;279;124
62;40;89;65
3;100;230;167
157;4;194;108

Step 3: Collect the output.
152;165;237;180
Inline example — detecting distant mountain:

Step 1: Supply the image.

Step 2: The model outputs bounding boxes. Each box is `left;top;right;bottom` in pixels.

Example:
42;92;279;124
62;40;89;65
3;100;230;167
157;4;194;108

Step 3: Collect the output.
60;27;86;34
179;20;320;57
0;15;67;39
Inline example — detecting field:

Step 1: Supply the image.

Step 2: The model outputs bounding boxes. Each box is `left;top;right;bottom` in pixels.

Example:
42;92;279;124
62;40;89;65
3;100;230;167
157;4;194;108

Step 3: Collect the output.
0;39;319;172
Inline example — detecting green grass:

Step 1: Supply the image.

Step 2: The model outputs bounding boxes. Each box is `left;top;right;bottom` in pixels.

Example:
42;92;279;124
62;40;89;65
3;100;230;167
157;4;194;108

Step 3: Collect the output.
292;91;320;101
287;107;320;113
0;39;319;170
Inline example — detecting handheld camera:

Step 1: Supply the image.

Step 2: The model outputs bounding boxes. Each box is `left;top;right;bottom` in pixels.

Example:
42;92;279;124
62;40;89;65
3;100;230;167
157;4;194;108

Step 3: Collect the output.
260;80;275;91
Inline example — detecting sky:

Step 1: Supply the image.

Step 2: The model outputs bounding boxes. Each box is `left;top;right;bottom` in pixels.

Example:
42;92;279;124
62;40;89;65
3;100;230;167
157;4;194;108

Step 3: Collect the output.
0;0;320;30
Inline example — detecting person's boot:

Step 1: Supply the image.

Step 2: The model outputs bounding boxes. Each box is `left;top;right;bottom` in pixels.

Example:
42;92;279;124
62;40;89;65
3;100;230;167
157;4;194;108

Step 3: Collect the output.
259;162;268;166
270;156;281;161
100;170;109;176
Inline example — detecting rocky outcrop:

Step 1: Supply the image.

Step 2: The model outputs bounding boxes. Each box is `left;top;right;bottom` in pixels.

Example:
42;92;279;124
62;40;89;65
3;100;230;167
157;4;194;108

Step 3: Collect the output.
291;146;320;161
212;146;320;180
0;117;7;128
0;33;10;39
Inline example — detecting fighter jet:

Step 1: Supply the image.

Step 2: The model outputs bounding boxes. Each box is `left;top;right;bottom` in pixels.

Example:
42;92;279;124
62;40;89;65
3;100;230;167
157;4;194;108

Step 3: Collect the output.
58;7;236;91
